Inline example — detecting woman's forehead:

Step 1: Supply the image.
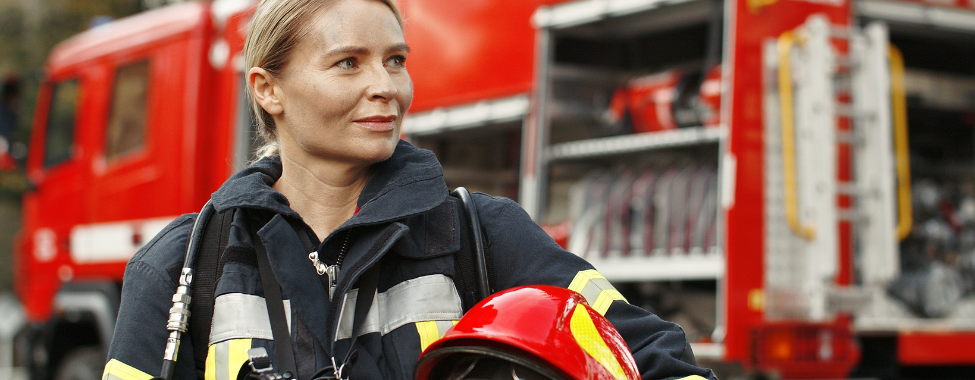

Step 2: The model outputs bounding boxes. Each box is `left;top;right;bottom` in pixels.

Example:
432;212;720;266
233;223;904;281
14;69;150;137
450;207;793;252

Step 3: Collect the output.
303;0;404;48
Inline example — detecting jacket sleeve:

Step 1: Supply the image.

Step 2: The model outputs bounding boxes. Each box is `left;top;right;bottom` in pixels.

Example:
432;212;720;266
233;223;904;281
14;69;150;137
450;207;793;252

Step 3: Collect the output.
104;214;199;380
474;194;717;380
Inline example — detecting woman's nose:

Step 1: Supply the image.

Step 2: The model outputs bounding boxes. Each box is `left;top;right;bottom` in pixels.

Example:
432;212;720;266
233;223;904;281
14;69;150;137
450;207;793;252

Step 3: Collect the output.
367;65;398;101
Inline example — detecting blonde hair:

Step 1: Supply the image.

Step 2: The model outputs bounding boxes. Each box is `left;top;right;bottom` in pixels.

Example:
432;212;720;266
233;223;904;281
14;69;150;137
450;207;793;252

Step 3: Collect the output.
244;0;404;158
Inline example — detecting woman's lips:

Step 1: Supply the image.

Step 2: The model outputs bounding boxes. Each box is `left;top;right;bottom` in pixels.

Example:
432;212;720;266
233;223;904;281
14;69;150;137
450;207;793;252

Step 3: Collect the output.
354;115;397;132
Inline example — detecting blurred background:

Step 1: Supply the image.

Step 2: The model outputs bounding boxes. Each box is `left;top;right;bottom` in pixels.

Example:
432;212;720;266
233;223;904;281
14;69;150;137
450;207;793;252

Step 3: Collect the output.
1;5;145;377
1;4;146;379
2;0;975;379
0;0;146;291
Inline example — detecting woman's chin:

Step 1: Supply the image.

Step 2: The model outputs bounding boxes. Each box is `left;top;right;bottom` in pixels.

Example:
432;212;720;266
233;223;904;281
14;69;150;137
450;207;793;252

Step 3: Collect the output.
344;141;398;165
294;136;397;165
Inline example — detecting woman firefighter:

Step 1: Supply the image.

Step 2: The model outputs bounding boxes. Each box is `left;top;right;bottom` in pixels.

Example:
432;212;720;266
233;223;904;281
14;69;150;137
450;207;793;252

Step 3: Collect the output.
103;1;718;379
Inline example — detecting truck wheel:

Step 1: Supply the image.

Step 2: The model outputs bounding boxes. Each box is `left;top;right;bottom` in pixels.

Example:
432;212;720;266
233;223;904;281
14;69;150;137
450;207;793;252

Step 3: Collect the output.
54;346;104;380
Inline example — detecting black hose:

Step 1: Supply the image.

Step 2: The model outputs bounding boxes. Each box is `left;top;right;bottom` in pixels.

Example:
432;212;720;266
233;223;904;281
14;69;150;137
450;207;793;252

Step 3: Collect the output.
159;200;215;380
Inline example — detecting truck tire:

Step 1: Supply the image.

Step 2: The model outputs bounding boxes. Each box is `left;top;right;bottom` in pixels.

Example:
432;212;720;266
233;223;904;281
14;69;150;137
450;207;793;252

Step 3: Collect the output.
53;346;104;380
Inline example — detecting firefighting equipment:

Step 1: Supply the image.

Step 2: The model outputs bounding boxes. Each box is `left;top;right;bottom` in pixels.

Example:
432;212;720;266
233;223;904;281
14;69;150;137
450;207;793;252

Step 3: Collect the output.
415;285;641;380
605;66;722;134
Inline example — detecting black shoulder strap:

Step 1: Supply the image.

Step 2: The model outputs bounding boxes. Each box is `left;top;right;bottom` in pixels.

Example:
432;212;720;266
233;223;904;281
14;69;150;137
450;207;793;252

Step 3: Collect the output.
451;187;496;311
335;263;380;379
254;234;298;378
190;208;235;379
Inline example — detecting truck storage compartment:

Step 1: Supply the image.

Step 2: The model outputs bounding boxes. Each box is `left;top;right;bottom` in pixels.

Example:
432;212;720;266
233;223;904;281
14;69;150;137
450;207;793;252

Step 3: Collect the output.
886;30;975;321
527;0;726;358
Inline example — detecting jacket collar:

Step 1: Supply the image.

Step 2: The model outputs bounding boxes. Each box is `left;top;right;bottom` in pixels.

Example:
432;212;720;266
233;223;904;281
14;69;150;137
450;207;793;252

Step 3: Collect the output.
210;140;449;235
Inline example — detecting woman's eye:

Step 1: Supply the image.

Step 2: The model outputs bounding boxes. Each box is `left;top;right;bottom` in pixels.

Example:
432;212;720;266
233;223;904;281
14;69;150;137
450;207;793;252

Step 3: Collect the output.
386;55;406;68
337;58;357;69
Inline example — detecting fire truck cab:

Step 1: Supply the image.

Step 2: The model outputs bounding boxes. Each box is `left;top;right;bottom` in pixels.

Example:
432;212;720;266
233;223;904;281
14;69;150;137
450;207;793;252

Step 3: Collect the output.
16;1;254;378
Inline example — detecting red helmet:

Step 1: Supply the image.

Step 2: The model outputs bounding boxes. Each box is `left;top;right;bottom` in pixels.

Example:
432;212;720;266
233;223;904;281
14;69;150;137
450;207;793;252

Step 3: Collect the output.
415;285;641;380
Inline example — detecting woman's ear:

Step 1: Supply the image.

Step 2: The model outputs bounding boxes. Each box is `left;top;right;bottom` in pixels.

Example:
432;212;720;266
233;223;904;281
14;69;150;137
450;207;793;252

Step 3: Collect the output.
248;67;284;116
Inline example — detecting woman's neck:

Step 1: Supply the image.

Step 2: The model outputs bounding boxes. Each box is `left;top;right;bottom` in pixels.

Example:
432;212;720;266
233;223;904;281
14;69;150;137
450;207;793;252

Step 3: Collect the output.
273;151;370;241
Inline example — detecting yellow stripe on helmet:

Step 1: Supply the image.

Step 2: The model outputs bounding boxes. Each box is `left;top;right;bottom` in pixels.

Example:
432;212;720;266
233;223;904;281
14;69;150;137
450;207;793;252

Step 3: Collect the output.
569;304;628;380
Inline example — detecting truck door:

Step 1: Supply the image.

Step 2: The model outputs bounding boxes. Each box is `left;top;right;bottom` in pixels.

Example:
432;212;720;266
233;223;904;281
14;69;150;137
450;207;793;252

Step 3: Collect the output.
21;73;91;320
89;38;196;221
71;55;175;268
73;9;211;269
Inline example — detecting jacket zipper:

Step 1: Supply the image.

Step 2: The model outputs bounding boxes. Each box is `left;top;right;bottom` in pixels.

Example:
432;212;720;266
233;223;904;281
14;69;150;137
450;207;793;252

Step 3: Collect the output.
308;229;352;300
322;223;408;374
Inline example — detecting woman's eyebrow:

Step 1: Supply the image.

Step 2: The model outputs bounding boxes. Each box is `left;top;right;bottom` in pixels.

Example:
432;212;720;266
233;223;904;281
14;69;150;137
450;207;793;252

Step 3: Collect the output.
323;43;411;57
323;46;370;57
387;43;411;54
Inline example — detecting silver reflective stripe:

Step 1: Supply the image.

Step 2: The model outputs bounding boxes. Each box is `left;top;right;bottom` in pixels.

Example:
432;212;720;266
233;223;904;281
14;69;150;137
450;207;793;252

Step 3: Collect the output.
435;320;456;333
578;277;614;305
335;274;463;340
210;293;292;344
214;341;230;380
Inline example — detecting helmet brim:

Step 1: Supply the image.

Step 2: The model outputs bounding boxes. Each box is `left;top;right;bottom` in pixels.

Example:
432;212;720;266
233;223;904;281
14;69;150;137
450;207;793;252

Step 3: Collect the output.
415;343;568;380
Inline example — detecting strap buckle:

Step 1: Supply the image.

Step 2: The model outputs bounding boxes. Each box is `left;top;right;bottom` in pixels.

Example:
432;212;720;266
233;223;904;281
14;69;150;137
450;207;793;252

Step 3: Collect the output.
247;348;293;380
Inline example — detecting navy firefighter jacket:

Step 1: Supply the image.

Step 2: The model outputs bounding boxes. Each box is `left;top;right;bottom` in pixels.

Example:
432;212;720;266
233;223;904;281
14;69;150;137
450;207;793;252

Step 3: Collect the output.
104;140;718;380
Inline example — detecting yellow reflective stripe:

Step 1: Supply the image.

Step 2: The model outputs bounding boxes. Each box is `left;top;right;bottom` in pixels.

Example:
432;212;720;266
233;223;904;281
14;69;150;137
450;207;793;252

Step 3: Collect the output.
416;320;458;352
568;269;629;315
102;359;153;380
569;305;627;380
417;321;440;352
205;344;217;380
568;269;601;293
593;289;627;315
205;338;252;380
228;339;252;380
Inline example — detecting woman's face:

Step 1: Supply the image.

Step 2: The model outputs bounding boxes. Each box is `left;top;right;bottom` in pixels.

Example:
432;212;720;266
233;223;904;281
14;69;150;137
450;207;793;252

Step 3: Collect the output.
273;0;412;165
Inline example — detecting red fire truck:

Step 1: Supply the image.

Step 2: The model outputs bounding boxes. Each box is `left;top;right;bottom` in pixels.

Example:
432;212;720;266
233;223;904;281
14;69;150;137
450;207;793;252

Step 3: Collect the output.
12;0;975;379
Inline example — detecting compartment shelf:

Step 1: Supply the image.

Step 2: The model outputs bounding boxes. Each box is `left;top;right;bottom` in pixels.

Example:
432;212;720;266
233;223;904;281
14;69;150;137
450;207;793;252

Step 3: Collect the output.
545;126;724;161
534;0;716;37
403;95;529;136
855;293;975;332
583;249;724;281
856;0;975;33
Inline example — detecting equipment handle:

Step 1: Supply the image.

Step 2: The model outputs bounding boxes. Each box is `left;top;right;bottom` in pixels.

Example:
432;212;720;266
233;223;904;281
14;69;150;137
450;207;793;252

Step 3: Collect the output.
777;31;816;240
451;187;491;301
888;45;913;241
